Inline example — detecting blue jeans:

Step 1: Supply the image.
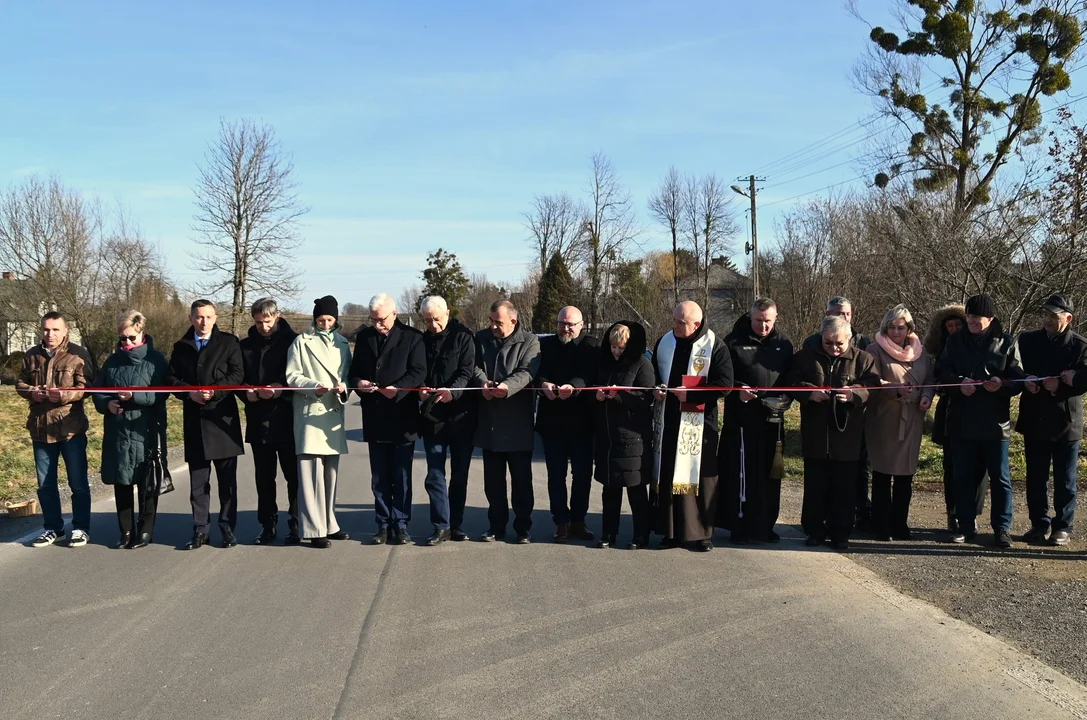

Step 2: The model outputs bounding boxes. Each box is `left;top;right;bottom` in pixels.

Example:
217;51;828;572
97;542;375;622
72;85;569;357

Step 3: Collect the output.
422;428;474;531
1024;437;1079;532
540;429;593;525
369;442;414;530
952;438;1013;532
34;434;91;533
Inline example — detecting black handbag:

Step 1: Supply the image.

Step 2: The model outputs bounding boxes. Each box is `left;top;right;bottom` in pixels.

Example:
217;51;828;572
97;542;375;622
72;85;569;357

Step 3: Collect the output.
143;406;174;496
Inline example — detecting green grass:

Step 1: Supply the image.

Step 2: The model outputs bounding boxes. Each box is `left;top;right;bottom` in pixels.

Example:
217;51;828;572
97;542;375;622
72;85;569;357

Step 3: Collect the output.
0;393;184;504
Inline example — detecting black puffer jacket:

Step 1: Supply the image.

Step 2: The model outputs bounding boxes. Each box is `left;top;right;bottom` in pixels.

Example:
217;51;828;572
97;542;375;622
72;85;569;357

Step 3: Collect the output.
419;319;477;437
935;319;1025;442
1015;327;1087;442
593;321;655;488
723;314;794;431
238;317;298;445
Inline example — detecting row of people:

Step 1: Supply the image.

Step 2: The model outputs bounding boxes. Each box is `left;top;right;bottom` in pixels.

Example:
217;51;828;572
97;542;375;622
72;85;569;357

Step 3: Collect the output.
17;289;1084;553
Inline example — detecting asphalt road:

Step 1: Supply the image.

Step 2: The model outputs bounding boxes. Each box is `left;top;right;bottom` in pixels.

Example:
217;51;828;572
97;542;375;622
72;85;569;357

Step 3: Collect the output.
2;414;1087;720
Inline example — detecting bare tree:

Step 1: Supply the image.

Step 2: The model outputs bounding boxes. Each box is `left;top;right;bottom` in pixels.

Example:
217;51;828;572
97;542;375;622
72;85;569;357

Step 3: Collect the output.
583;152;639;330
524;193;587;276
0;175;171;360
397;284;425;329
461;273;508;331
189;118;307;333
647;166;684;303
695;173;740;309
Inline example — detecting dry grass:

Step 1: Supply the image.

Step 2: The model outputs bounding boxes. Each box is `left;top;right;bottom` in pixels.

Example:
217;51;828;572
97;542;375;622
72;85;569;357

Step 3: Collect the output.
779;403;1087;484
0;392;184;504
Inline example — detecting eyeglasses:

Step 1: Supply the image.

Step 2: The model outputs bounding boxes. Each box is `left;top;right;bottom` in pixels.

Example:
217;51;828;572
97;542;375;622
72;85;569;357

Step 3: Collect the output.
558;321;582;328
370;313;394;326
119;334;138;343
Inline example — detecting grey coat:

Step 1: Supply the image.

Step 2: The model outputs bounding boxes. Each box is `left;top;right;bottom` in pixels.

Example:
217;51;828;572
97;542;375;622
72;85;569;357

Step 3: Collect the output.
286;329;353;456
472;324;541;452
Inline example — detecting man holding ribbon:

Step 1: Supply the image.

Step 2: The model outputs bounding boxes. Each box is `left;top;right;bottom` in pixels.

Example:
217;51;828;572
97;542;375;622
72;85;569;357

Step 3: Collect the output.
652;300;734;552
351;293;427;546
168;300;245;550
1015;293;1087;546
936;293;1024;548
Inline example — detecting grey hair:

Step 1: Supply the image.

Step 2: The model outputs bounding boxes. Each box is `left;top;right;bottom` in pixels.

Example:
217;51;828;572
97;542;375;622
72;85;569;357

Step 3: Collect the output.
820;315;851;338
250;297;279;317
419;295;448;316
879;303;915;335
751;297;777;313
827;296;852;311
491;298;518;319
369;293;395;313
116;309;146;333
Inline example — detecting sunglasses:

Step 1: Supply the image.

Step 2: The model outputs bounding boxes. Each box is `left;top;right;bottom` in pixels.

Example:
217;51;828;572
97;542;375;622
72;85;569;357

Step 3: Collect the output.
119;334;139;343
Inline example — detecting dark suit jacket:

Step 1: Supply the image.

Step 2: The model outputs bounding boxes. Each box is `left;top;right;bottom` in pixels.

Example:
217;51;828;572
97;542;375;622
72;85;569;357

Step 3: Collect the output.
350;320;427;444
167;325;245;462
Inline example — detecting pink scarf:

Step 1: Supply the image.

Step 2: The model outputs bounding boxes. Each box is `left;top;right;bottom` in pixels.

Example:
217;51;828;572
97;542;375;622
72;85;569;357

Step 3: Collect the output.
875;331;922;363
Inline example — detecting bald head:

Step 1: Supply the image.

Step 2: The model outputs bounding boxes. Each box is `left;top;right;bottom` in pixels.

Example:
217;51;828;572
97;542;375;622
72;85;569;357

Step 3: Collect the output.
673;301;704;339
556;306;584;343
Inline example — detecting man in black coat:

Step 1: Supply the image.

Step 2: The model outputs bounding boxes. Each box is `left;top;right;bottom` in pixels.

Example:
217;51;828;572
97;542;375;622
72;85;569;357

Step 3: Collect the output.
238;298;300;546
936;293;1025;548
350;293;427;546
167;299;245;550
652;301;734;552
717;298;793;544
802;295;873;530
1015;293;1087;546
535;305;599;543
418;295;477;545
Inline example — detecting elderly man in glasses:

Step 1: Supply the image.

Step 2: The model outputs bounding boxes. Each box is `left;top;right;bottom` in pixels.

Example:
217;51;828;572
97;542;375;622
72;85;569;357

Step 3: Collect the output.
536;306;600;543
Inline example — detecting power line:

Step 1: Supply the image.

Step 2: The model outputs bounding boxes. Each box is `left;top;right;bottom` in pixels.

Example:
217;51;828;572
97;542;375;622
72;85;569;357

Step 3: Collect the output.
759;175;868;209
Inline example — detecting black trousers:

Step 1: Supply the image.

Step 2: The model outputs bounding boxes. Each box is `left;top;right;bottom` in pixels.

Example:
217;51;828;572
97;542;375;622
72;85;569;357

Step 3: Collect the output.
482;450;534;536
114;482;158;537
941;441;988;516
189;457;238;535
802;459;858;542
601;484;650;540
720;425;781;541
871;471;913;535
251;441;299;531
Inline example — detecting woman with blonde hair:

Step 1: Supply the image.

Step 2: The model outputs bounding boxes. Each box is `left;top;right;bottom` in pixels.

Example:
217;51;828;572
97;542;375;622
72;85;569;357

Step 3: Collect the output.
286;296;353;549
92;310;169;549
592;321;655;549
865;304;935;540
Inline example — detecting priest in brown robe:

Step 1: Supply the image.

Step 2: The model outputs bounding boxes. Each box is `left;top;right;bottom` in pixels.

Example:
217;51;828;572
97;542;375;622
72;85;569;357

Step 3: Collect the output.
652;301;734;551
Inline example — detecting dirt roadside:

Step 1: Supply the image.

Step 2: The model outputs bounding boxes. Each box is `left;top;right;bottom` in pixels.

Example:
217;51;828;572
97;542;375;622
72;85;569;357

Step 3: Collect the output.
775;477;1087;686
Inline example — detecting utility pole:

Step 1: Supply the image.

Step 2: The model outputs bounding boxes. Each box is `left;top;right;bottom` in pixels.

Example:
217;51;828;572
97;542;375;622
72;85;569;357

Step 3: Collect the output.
731;175;764;300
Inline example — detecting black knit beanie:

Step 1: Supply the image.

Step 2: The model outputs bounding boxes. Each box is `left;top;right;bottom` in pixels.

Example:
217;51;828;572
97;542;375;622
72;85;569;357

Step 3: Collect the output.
965;294;995;319
313;295;339;321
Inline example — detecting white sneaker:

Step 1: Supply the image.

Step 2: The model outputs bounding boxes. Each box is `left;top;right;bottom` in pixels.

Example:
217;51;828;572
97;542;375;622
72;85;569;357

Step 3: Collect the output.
68;529;88;547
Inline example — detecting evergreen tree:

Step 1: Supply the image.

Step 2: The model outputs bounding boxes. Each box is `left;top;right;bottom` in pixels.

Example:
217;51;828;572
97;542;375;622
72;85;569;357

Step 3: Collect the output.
420;248;471;318
533;252;574;333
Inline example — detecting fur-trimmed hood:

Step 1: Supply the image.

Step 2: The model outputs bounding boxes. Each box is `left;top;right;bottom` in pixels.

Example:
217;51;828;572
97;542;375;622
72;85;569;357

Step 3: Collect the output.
923;304;967;358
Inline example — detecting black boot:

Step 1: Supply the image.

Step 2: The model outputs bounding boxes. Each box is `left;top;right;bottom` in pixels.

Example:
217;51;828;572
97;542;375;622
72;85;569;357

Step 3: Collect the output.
254;522;277;545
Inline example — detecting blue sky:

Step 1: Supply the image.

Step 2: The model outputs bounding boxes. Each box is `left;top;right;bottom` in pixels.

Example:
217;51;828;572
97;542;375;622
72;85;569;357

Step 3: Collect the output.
2;0;1081;312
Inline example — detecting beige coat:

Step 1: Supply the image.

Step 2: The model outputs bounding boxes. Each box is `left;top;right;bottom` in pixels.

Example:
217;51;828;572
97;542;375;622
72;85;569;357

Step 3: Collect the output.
286;329;352;456
865;337;936;476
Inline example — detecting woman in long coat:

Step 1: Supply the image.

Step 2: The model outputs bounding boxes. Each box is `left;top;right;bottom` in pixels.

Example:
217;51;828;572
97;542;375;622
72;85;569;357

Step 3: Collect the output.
924;304;987;533
92;310;169;549
592;321;655;549
865;304;935;540
286;296;352;549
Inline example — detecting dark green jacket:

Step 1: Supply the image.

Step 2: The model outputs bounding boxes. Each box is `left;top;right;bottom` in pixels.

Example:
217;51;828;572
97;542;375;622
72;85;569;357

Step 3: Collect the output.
92;337;169;486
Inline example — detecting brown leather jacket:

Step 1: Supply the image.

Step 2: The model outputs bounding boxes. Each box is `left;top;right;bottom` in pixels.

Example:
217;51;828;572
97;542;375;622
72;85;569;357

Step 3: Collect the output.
16;339;94;443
